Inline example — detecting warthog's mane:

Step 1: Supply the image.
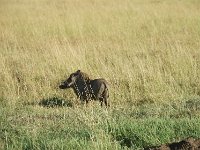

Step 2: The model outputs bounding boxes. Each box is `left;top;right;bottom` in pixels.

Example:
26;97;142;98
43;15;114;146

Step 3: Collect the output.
78;71;91;83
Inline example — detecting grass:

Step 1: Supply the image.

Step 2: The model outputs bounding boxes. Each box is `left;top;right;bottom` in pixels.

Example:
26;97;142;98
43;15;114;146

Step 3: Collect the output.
0;0;200;149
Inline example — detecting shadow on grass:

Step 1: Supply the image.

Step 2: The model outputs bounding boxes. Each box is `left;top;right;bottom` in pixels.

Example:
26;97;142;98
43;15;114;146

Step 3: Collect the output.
185;97;200;111
39;97;73;108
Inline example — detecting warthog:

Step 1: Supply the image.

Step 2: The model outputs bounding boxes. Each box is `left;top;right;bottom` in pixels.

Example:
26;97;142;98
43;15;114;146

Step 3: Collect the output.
59;70;109;107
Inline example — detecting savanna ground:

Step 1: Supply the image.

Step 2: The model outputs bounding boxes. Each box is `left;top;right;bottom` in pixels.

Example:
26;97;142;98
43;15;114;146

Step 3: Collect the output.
0;0;200;149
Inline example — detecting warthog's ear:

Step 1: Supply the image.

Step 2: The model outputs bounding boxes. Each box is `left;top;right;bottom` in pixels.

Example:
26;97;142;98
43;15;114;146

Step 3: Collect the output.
76;70;81;74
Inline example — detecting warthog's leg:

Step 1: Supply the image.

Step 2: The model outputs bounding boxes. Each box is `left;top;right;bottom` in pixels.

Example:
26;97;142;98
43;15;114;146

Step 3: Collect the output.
100;100;103;107
98;97;104;107
85;99;89;107
103;87;109;107
80;97;89;107
99;97;109;107
104;98;110;107
97;83;110;107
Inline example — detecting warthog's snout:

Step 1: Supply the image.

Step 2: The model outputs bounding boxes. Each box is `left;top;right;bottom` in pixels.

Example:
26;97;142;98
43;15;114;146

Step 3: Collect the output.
59;83;69;89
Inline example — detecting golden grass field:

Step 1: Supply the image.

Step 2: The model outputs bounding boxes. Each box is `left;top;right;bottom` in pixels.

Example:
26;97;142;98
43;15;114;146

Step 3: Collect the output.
1;0;200;105
0;0;200;149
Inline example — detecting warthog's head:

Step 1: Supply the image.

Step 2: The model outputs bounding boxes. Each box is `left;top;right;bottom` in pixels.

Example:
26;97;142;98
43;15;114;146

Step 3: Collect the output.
59;70;81;89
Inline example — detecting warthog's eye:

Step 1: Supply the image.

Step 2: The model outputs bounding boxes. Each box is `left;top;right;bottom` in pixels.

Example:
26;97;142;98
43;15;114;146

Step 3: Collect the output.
67;78;72;83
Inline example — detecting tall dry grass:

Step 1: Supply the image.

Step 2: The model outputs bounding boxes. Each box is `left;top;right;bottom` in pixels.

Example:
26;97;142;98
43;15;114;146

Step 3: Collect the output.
0;0;200;105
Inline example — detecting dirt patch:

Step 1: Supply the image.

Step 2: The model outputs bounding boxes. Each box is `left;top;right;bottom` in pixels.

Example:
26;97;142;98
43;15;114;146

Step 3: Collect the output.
144;137;200;150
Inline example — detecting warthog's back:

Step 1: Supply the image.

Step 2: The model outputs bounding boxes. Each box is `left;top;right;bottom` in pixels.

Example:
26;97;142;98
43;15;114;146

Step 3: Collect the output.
90;78;109;99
